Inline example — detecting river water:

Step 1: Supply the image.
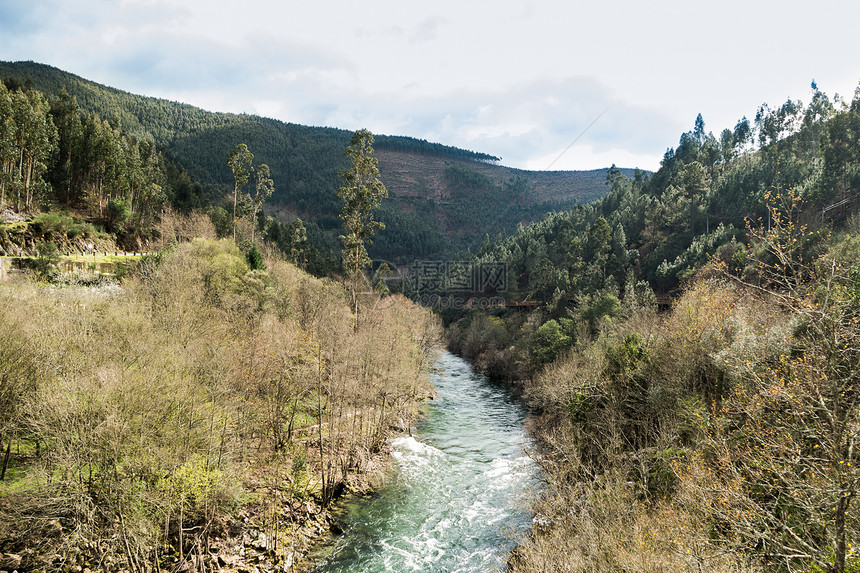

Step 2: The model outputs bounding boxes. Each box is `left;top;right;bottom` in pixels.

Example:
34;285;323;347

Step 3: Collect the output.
313;351;541;573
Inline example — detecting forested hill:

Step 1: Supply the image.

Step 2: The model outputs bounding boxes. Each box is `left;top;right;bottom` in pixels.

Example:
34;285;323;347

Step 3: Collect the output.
0;60;628;260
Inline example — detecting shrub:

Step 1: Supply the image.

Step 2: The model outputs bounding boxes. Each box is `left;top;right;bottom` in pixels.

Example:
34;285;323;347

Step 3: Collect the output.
246;242;265;270
31;212;73;237
106;197;130;232
531;319;572;365
31;241;60;280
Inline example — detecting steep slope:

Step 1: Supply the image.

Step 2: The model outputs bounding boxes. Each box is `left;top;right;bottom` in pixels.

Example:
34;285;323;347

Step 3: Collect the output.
0;60;631;259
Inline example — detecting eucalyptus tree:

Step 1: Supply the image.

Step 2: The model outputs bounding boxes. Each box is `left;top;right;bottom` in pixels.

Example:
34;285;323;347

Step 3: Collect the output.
250;162;273;246
337;129;388;322
226;143;253;243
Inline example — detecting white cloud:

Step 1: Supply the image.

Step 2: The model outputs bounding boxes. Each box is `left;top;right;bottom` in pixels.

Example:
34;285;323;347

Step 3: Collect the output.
2;0;859;171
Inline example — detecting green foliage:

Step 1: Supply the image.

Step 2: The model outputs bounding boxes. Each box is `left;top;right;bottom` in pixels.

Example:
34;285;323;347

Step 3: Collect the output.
470;84;860;313
656;223;744;284
338;129;388;312
508;208;860;571
31;212;77;238
531;319;573;365
106;196;130;231
0;61;620;267
226;143;253;241
604;333;650;381
250;162;274;244
579;293;622;335
246;242;265;270
31;240;59;279
0;82;57;212
375;133;500;162
207;205;232;238
0;236;441;569
160;454;225;519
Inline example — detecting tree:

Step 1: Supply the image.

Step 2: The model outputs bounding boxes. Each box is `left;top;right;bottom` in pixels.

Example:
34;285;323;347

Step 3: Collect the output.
681;161;710;237
246;242;265;271
690;191;860;573
733;116;752;152
585;216;612;280
226;143;253;243
337;129;388;322
3;87;58;212
693;113;706;145
250;163;274;246
106;196;130;232
530;319;572;365
48;88;83;205
289;218;308;268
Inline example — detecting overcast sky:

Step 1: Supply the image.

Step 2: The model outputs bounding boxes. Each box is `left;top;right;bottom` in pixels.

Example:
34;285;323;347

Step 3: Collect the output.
2;0;859;171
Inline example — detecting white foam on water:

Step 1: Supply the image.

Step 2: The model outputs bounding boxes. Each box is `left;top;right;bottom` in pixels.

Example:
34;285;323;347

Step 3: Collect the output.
485;457;513;479
392;435;444;456
390;436;447;472
315;353;544;573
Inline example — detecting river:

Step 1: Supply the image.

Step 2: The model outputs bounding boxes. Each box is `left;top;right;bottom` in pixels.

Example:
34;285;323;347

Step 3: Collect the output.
313;351;541;573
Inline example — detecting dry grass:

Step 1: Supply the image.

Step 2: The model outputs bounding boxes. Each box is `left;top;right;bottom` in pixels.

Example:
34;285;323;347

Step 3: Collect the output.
0;237;441;571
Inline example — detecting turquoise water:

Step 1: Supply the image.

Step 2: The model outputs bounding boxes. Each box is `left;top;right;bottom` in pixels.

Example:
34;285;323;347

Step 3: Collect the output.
314;352;541;572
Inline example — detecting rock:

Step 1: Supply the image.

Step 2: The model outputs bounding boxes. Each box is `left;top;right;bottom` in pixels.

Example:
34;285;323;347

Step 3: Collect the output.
253;532;268;550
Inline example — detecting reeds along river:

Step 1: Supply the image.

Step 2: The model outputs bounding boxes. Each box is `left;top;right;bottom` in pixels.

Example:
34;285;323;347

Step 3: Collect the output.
314;351;542;573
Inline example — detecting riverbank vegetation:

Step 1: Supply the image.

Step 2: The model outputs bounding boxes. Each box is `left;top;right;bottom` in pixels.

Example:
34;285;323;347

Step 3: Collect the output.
4;58;860;571
508;219;860;571
446;82;860;572
0;229;441;571
0;80;446;569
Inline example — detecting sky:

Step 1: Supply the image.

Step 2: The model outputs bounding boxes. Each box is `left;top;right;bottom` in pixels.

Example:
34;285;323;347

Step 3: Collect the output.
1;0;859;172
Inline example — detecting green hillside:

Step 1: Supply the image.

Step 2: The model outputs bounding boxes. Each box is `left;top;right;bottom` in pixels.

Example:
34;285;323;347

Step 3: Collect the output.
0;61;621;261
443;82;860;572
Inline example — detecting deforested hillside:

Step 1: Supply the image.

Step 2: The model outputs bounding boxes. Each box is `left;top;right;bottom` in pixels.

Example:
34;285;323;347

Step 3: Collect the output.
0;61;624;260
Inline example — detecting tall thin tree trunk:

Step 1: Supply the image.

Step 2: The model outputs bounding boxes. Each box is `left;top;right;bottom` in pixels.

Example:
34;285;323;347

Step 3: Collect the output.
317;348;327;505
0;437;11;480
232;185;238;243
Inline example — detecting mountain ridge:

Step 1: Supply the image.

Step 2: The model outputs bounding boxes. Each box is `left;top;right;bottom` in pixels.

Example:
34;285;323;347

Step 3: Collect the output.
0;60;638;258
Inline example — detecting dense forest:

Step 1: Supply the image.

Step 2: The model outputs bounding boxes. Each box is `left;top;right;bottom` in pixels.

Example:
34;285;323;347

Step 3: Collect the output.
0;80;201;247
445;81;860;572
0;60;615;264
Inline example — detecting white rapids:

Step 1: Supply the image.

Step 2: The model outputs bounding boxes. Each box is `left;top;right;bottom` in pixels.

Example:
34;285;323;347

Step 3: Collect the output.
314;352;542;573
